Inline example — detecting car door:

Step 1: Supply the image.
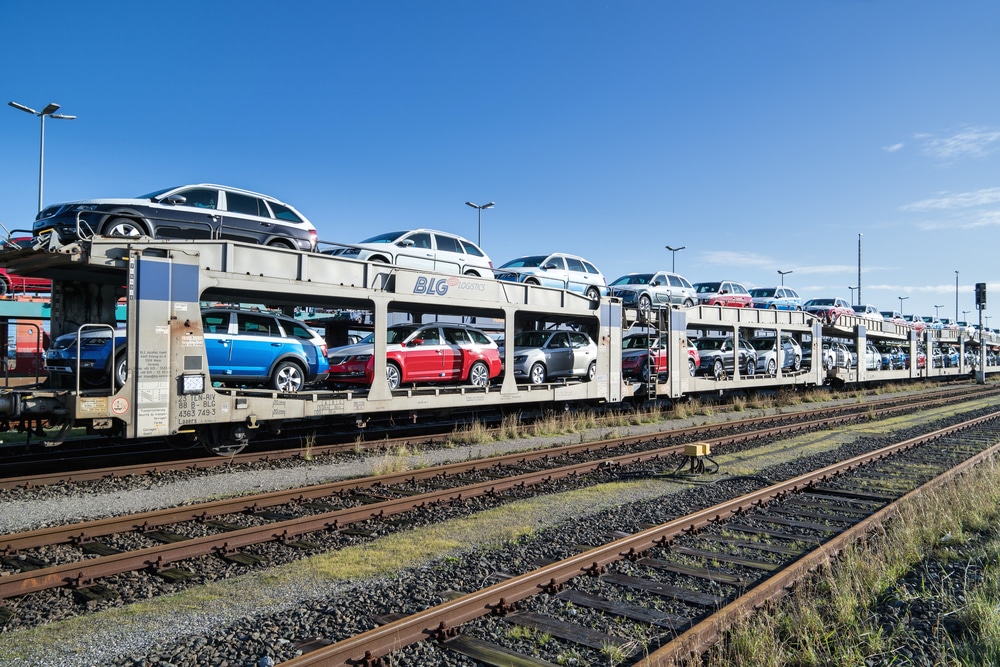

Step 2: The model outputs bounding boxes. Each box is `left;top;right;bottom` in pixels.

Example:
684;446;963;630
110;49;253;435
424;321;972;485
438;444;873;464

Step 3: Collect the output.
569;332;595;375
564;257;589;294
432;234;464;275
394;232;435;271
441;327;471;380
544;332;573;377
228;312;290;381
203;311;235;377
154;187;223;240
404;325;446;381
220;190;279;245
537;255;569;289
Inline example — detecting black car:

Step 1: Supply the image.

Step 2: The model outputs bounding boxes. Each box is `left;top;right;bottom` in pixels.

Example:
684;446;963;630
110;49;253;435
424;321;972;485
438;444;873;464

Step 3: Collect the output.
33;184;317;250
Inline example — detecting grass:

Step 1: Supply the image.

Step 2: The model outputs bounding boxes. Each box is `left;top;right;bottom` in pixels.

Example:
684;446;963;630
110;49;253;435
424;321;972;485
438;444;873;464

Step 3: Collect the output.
702;457;1000;666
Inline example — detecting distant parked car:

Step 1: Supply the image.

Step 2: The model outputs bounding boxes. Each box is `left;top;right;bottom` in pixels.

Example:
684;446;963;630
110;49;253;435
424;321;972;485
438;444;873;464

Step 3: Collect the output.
940;344;961;367
327;322;501;390
822;341;853;370
920;316;944;331
749;287;803;311
505;329;598;384
862;342;882;370
694;337;757;379
749;334;803;375
608;271;697;314
496;253;606;300
939;318;960;331
33;184;318;250
692;281;752;308
326;229;494;277
620;332;700;381
878;344;904;370
880;311;906;327
804;298;854;324
902;314;926;333
851;304;883;322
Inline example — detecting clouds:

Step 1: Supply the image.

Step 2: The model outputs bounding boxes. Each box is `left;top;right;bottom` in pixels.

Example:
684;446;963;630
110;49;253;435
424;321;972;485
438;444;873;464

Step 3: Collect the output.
902;187;1000;212
917;126;1000;161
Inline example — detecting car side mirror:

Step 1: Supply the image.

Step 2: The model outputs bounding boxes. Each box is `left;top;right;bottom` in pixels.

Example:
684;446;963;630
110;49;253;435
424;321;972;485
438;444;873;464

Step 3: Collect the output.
542;263;559;270
409;338;424;347
399;239;415;248
719;290;728;295
163;194;186;205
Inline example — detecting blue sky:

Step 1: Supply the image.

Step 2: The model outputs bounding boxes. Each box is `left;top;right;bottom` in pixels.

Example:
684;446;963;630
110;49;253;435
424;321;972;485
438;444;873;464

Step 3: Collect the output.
2;1;999;323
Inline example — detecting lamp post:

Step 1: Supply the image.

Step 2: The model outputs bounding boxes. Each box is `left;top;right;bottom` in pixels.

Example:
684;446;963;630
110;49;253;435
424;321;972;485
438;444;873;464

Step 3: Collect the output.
963;310;971;321
857;232;863;305
848;286;858;304
899;296;909;314
9;101;76;212
955;270;960;322
665;245;686;273
934;304;944;319
464;201;494;247
777;269;793;286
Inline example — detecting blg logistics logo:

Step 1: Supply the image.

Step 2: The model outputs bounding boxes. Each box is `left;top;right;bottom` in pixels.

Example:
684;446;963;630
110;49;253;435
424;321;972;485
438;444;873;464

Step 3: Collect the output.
413;275;486;296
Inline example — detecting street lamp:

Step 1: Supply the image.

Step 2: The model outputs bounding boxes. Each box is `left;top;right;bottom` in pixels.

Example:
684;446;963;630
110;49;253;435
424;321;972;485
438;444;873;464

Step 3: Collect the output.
963;310;972;321
857;232;863;305
934;304;944;319
899;296;909;314
848;286;858;304
955;270;960;322
777;269;793;285
464;201;494;247
665;245;686;273
9;101;76;212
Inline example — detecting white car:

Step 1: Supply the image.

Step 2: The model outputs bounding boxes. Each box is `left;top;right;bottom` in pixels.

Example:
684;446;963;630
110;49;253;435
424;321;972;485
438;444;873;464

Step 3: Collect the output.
749;334;803;375
327;229;494;277
851;304;884;322
608;271;697;313
495;252;606;300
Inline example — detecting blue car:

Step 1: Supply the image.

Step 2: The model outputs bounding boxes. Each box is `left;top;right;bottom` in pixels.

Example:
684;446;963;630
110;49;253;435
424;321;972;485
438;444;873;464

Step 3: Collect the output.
749;286;803;311
46;308;329;392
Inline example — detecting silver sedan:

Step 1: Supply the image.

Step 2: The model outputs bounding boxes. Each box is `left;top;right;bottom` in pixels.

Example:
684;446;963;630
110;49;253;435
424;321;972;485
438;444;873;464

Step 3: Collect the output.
507;330;598;384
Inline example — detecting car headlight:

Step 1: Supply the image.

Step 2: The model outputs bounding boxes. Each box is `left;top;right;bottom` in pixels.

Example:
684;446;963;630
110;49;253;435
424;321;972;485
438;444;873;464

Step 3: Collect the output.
352;354;372;361
513;355;527;363
341;248;361;256
72;204;99;212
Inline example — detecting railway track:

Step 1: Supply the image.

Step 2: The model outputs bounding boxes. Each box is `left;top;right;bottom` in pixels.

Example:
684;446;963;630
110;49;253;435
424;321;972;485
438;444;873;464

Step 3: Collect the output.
273;410;1000;667
1;382;993;491
1;388;997;633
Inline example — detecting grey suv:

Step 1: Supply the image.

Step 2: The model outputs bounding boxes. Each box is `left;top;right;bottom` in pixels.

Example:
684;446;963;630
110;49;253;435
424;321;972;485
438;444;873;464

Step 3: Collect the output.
33;184;318;250
608;271;696;314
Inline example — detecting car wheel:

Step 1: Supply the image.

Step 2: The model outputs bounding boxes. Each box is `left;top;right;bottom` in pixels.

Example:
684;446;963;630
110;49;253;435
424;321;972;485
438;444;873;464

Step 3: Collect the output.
586;286;600;301
529;362;546;384
103;217;146;238
0;277;8;298
712;358;724;380
464;270;479;277
525;278;540;286
769;305;777;310
639;360;649;383
270;360;304;392
468;361;490;387
683;298;695;308
114;347;128;388
793;355;801;371
823;356;831;371
688;358;696;377
386;362;401;390
266;239;295;249
746;358;756;377
766;358;777;376
638;294;652;316
370;256;389;264
586;361;596;382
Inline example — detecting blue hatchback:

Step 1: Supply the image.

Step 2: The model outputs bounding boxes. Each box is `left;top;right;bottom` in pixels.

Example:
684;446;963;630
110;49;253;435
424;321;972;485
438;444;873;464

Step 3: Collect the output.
749;286;803;311
46;308;329;392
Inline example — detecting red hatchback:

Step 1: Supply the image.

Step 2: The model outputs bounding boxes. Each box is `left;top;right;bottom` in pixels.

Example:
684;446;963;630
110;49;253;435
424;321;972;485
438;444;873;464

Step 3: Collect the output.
692;281;752;308
327;323;502;390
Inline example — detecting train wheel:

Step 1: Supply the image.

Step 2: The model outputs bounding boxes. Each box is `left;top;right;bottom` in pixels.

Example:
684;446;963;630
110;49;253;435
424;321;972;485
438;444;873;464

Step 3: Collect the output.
529;362;547;384
202;424;250;457
468;361;490;387
167;432;201;450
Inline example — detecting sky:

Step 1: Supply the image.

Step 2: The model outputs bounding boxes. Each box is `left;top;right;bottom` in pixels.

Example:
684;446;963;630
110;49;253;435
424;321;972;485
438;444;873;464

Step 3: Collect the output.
2;0;999;324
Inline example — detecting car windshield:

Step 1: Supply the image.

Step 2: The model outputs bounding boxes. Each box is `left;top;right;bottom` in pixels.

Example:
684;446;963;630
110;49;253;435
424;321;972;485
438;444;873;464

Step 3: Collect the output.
386;325;419;344
749;338;776;351
852;305;866;313
500;256;546;269
139;187;180;199
695;338;728;351
610;274;653;286
358;231;406;244
513;331;551;348
622;334;663;349
806;299;834;306
695;283;720;293
750;288;776;298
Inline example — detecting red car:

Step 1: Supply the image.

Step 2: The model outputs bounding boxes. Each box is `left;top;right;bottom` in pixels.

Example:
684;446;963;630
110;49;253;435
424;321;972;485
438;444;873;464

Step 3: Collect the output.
327;322;502;390
0;268;50;297
803;297;854;324
621;332;700;380
692;281;752;308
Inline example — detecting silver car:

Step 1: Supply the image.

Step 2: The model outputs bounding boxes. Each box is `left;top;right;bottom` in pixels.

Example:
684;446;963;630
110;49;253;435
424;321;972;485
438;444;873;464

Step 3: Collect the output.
506;330;598;384
749;334;803;375
327;229;494;277
495;253;606;300
608;271;697;314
